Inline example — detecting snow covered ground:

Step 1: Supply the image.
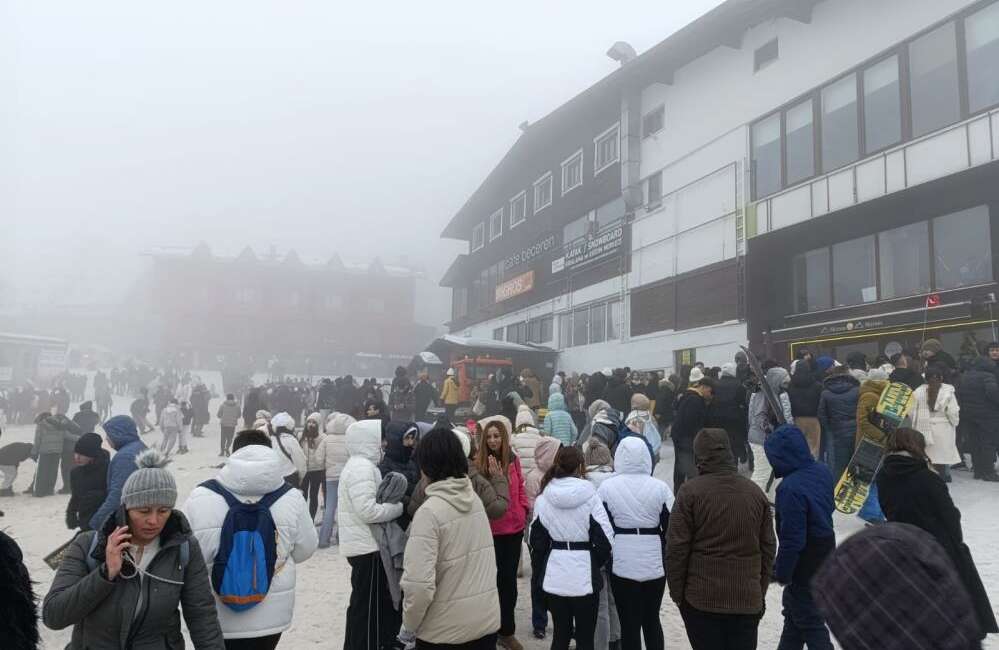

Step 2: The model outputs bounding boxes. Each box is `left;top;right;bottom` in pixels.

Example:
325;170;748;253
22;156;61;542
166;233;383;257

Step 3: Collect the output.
2;389;996;649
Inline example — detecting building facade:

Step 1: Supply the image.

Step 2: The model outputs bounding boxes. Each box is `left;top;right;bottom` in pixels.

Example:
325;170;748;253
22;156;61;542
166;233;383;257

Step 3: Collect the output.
442;0;999;373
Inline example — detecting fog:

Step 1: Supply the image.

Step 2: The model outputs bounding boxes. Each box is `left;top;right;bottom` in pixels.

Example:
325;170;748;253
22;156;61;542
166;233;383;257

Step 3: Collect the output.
1;0;723;313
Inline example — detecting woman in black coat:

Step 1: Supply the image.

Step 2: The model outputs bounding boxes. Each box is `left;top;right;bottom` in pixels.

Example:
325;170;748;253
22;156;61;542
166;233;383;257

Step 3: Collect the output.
877;428;998;639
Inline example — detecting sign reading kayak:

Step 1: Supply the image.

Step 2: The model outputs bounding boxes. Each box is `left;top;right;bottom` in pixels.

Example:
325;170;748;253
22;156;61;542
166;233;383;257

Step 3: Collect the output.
552;222;625;274
495;270;535;302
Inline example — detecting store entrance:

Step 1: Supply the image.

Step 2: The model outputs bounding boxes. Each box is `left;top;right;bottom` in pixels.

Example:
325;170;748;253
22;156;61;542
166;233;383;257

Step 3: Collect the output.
790;324;997;368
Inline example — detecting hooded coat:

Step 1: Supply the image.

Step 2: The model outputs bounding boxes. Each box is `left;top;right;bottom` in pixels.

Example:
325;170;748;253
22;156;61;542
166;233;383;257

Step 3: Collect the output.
511;406;542;475
817;374;860;443
786;367;823;418
910;383;961;465
598;437;674;582
183;445;318;639
764;425;835;586
322;412;356;481
88;416;147;531
71;402;101;434
876;453;998;635
379;421;421;492
672;389;708;451
956;357;999;425
603;374;633;415
337;420;405;558
408;462;510;521
401;476;500;644
542;393;577;446
529;477;614;598
66;449;110;531
43;509;224;650
666;429;776;615
525;436;561;509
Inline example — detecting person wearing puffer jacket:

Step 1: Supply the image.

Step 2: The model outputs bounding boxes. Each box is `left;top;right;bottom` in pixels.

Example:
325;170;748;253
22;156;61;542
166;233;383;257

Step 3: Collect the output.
524;435;561;639
299;413;327;521
817;368;860;483
89;415;147;530
599;436;675;650
512;405;542;475
530;445;614;650
183;430;318;647
338;419;406;650
318;411;355;548
543;393;578;446
268;412;307;488
585;441;618;649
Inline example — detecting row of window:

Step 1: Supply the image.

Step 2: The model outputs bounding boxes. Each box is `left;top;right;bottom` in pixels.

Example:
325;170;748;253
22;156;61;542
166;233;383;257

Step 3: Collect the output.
752;1;999;199
559;298;623;349
231;289;385;313
492;315;555;345
792;205;992;313
470;124;620;252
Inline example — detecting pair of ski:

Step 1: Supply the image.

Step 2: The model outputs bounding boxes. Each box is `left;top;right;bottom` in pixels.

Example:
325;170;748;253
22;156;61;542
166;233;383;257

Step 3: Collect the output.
739;347;914;514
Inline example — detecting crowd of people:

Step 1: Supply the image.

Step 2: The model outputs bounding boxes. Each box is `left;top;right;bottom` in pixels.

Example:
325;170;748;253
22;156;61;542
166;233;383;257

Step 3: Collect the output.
0;339;997;650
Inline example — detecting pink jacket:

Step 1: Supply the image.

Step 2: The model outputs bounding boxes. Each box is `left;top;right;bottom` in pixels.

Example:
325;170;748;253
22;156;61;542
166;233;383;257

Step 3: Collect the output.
490;455;528;536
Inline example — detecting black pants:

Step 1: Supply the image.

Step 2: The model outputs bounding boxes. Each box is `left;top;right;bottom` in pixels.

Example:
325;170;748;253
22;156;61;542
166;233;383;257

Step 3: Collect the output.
344;552;400;650
284;472;301;489
777;582;834;650
224;633;282;650
301;470;324;520
680;602;760;650
221;425;235;454
415;634;497;650
34;453;60;497
445;405;457;423
493;532;523;636
548;593;598;650
61;442;76;490
611;574;666;650
673;448;697;492
968;420;999;478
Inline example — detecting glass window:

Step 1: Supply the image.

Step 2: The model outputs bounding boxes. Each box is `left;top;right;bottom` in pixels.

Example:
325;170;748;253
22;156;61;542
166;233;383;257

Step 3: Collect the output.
647;171;663;206
608;300;623;340
821;74;859;171
559;313;572;348
572;307;589;347
785;99;815;185
589;303;607;344
488;209;503;242
534;173;553;211
643;106;665;137
540;315;554;343
909;22;961;138
863;56;902;152
564;214;591;243
471;223;484;251
752;114;781;198
493;327;504;341
594;126;620;171
510;193;527;228
879;222;931;299
832;235;877;307
595;196;625;222
793;248;831;312
934;205;993;289
562;152;583;194
966;2;999;113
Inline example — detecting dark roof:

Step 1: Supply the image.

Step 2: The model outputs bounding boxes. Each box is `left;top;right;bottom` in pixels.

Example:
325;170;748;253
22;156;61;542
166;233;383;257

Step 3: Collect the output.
440;0;820;241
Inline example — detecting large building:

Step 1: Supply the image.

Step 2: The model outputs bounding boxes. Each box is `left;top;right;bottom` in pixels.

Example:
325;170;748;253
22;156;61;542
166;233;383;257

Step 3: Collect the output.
442;0;999;373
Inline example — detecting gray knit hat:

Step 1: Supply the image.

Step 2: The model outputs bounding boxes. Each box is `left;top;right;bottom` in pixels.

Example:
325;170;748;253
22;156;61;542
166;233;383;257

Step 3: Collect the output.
121;448;177;509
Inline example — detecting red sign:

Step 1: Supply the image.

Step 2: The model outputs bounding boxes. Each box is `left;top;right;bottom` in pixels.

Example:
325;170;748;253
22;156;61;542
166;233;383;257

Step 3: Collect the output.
495;271;535;302
926;294;941;307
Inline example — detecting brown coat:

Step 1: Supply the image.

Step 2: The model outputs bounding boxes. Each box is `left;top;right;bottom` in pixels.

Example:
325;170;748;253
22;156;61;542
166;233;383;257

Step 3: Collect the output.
666;429;776;615
856;379;889;448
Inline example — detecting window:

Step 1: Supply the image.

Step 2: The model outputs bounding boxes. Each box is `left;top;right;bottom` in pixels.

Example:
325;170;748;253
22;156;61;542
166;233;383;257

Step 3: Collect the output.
493;327;504;341
471;223;485;252
572;307;589;347
832;235;877;306
560;313;572;348
488;209;503;242
933;205;993;289
452;288;467;320
561;150;583;194
909;22;960;138
642;105;665;137
821;74;859;171
863;56;902;153
589;302;607;344
594;125;620;173
506;321;528;345
509;192;527;228
647;171;663;208
539;315;554;343
785;99;815;185
564;213;594;243
525;315;553;344
752;114;781;198
793;248;831;312
608;300;623;340
966;2;999;113
754;38;778;72
560;300;621;348
879;222;931;299
533;173;553;212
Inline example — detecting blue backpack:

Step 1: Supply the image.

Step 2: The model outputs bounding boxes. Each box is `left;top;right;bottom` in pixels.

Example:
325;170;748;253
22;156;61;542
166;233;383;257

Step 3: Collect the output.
199;479;292;611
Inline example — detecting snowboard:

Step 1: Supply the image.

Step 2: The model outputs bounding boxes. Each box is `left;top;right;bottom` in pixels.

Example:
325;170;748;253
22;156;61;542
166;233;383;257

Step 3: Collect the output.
43;532;83;570
740;346;786;493
834;381;915;514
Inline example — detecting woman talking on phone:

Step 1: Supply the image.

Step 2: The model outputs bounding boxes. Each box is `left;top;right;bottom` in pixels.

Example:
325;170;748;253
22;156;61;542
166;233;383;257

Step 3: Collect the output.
43;448;224;649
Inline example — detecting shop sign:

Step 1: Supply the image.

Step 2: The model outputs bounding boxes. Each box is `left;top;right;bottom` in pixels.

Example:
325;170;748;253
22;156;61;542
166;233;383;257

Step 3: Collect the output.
552;222;625;274
770;300;973;343
503;234;557;273
495;271;535;302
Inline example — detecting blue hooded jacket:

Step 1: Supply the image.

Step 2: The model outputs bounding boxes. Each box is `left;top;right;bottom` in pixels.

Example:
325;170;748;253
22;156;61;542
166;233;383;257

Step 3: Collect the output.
542;393;577;446
88;415;147;530
765;424;835;584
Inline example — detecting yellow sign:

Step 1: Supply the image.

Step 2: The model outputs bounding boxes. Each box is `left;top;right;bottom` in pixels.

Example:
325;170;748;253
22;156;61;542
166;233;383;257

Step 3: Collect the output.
495;271;535;302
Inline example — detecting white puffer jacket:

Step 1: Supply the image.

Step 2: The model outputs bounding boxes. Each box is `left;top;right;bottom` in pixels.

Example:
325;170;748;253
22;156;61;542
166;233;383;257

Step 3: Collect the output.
182;444;319;639
300;433;327;472
337;419;404;558
597;437;674;582
531;477;613;597
323;412;355;481
270;430;307;480
511;427;543;475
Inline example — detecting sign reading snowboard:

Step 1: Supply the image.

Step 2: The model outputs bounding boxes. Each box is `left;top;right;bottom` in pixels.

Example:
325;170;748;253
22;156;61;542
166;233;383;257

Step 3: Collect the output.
834;382;915;514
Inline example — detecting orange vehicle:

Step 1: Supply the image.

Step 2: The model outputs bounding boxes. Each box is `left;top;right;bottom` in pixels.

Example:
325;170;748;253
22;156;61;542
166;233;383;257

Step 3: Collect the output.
451;356;514;404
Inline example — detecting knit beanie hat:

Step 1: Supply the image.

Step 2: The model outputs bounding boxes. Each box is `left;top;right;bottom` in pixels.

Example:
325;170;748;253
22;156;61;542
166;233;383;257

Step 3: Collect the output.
255;409;272;422
515;404;535;429
921;338;943;355
121;449;177;509
74;432;103;458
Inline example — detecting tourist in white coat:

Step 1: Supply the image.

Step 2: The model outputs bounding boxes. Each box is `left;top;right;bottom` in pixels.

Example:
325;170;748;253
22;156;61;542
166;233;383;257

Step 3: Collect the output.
598;436;675;650
338;418;405;650
318;411;355;547
511;404;542;475
910;366;961;481
182;429;318;649
529;445;614;650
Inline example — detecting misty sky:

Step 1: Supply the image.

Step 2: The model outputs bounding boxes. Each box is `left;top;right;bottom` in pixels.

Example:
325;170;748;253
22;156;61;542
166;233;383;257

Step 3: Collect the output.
1;1;724;307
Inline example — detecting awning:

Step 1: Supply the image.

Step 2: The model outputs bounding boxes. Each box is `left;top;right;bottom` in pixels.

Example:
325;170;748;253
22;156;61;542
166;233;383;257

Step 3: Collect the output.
768;301;973;343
